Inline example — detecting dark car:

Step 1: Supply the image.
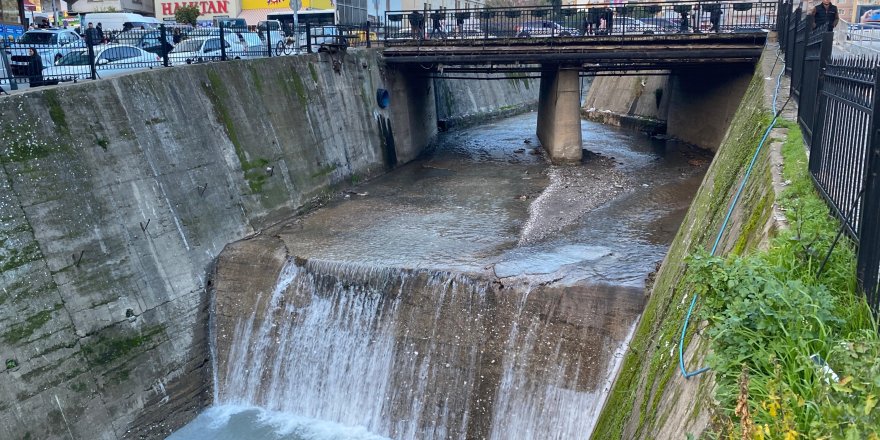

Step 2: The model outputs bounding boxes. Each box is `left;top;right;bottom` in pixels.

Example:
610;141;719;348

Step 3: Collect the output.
110;29;175;58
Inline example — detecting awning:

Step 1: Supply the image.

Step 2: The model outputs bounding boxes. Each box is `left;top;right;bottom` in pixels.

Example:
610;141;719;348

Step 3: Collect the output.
238;8;283;25
23;0;37;12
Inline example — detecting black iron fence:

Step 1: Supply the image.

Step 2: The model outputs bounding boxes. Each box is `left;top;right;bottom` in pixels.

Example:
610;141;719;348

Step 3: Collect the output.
0;21;377;90
779;0;880;313
384;1;778;45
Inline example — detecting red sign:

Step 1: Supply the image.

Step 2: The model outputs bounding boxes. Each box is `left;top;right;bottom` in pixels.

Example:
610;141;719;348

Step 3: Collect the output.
160;1;230;17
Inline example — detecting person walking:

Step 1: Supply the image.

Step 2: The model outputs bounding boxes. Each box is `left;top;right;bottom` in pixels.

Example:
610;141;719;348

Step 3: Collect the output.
709;6;723;32
409;10;424;40
26;48;43;88
96;23;105;43
85;22;99;46
430;9;445;39
172;28;182;44
810;0;839;31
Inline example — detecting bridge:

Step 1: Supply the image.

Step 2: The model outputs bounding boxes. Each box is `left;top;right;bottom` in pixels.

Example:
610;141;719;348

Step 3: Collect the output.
379;1;776;162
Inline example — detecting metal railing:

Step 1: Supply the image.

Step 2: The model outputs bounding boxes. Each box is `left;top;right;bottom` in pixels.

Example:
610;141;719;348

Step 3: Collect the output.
779;0;880;313
0;21;377;91
383;1;778;45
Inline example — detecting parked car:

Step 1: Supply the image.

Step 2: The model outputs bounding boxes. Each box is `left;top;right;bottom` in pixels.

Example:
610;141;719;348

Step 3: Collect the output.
110;29;175;58
168;37;246;65
7;29;85;76
639;18;678;33
514;21;578;38
611;17;659;34
42;44;161;82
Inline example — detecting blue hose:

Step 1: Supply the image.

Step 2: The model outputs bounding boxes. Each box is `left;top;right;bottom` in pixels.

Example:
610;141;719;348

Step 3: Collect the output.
679;54;786;378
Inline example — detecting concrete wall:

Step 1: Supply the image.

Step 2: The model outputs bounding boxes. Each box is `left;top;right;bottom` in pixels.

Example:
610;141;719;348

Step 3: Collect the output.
590;51;781;440
0;50;533;440
582;73;671;131
434;72;538;129
666;64;755;151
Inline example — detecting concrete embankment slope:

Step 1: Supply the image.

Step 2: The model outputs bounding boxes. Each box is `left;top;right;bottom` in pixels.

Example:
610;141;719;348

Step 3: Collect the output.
0;51;536;440
591;49;781;439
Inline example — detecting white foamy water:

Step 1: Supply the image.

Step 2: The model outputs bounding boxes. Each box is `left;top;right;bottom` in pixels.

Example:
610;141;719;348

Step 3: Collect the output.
166;405;392;440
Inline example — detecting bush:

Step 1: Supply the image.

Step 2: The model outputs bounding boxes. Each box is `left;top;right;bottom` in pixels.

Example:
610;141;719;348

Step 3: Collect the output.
175;5;200;26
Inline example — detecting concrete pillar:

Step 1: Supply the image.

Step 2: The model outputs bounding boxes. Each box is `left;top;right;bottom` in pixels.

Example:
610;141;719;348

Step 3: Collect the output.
385;66;438;164
536;65;583;163
666;64;754;151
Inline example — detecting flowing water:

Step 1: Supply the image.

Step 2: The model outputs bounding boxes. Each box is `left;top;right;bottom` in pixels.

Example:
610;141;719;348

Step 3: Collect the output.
168;112;711;440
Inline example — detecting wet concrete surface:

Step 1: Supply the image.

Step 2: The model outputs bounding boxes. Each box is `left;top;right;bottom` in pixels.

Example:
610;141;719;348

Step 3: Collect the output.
273;111;711;288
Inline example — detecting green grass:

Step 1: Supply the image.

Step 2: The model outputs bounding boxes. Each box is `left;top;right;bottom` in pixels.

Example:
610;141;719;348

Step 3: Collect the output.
689;122;879;439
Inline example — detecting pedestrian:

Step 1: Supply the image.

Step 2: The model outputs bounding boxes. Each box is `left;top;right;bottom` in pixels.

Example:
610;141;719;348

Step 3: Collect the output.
603;7;614;34
96;22;104;43
679;8;690;33
26;48;43;88
85;22;99;46
430;9;445;39
456;13;465;37
809;0;839;31
409;10;424;40
709;6;723;32
582;10;593;36
173;28;182;44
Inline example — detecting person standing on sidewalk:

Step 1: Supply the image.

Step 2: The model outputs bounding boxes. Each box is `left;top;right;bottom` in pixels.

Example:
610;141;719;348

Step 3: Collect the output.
810;0;839;31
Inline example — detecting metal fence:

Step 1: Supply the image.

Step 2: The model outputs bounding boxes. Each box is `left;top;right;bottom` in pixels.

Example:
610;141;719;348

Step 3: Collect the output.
779;0;880;313
0;21;376;90
383;1;778;45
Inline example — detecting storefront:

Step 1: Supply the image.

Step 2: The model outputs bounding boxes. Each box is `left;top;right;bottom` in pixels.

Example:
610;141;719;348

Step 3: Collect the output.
155;0;241;24
237;0;332;26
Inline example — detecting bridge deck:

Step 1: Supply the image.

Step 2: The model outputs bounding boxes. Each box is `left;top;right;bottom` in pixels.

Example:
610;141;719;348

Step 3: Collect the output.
382;33;768;71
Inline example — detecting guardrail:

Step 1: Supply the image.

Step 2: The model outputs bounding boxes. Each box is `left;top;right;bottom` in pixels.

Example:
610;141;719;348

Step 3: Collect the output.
383;1;778;45
779;0;880;314
0;21;378;91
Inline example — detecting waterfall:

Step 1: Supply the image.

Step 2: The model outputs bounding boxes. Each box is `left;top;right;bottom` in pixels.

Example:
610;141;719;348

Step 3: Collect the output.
214;258;643;439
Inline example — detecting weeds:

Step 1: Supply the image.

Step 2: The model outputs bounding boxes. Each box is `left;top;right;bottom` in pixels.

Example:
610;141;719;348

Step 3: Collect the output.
686;123;880;439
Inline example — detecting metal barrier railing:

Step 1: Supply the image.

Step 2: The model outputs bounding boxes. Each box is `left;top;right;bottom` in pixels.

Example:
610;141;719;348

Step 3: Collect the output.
778;0;880;314
383;1;778;45
0;21;378;91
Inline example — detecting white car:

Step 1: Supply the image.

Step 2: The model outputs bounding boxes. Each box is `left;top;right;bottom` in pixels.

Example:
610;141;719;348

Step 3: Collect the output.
6;29;85;77
169;37;246;65
42;44;161;82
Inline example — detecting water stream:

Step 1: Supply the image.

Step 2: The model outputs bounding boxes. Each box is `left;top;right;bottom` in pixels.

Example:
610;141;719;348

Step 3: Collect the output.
168;112;711;440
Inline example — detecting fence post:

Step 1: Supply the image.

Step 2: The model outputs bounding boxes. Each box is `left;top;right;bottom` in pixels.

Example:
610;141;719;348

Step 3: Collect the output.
0;40;17;91
160;24;170;67
266;24;273;57
220;21;227;61
87;36;97;81
366;21;371;48
306;23;312;53
858;67;880;314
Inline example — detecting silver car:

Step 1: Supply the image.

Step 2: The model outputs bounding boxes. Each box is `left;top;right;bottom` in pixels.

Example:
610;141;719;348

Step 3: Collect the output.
514;21;578;38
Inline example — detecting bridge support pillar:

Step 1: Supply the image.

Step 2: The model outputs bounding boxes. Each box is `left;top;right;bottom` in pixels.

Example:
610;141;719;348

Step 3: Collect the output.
536;65;582;163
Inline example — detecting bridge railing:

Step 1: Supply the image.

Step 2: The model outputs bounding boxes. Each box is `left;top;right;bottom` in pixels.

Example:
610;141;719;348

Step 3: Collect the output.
778;0;880;315
383;1;778;45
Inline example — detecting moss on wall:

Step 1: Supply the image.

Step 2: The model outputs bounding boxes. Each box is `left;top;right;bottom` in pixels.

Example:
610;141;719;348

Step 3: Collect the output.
591;60;775;439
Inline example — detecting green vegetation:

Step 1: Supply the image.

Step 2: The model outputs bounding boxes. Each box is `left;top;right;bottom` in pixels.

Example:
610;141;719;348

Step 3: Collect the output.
43;90;69;136
202;71;271;193
0;241;44;273
310;163;338;179
6;358;18;369
81;325;165;367
2;303;62;344
689;123;878;440
175;4;200;26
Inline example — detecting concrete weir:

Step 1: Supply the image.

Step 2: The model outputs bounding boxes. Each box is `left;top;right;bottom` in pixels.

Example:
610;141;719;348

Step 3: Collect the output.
211;236;644;439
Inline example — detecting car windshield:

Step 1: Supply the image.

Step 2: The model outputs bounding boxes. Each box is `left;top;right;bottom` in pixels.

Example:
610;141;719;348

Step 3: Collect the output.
19;33;57;44
173;40;203;52
56;50;89;65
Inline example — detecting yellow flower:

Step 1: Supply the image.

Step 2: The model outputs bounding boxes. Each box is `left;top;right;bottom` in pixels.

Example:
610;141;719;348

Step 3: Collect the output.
768;400;780;418
783;430;798;440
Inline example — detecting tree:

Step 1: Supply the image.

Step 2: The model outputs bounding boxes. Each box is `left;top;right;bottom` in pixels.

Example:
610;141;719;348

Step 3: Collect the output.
175;5;200;26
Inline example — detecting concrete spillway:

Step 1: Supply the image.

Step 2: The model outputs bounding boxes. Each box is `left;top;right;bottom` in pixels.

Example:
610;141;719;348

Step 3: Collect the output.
211;256;642;439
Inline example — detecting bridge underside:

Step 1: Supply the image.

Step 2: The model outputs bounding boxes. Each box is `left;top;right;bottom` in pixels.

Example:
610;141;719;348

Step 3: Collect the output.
383;33;767;163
